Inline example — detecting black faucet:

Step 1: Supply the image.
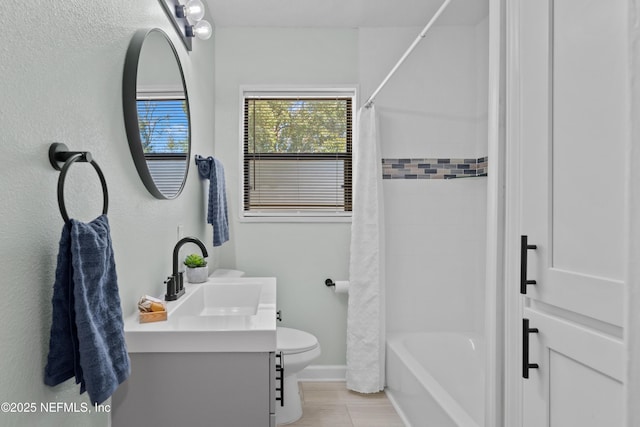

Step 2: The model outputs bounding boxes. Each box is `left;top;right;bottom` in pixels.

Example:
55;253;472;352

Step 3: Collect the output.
165;237;209;301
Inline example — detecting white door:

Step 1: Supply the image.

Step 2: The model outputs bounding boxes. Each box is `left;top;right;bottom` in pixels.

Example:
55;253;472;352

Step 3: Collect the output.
513;0;627;425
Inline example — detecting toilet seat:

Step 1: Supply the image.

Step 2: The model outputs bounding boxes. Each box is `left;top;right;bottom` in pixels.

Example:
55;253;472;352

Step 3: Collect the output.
277;327;319;355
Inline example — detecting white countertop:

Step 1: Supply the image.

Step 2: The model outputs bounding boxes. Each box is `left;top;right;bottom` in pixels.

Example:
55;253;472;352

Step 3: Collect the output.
123;276;277;353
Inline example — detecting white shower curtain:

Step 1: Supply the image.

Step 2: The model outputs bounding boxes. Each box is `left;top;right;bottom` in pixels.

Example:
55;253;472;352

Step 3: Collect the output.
346;105;386;393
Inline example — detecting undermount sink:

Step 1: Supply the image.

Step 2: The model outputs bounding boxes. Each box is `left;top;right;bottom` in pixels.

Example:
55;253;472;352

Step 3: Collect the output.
123;276;276;353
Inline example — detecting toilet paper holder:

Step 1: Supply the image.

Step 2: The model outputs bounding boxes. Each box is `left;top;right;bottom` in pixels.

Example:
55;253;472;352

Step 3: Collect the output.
325;278;349;294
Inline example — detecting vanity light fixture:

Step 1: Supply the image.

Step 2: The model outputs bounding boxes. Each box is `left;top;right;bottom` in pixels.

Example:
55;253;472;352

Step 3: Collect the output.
159;0;213;51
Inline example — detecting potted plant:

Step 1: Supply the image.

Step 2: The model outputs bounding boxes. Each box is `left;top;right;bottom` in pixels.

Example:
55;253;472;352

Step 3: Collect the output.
184;253;208;283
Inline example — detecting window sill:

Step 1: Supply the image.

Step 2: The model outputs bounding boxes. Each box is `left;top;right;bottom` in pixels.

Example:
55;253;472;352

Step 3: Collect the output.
238;214;352;224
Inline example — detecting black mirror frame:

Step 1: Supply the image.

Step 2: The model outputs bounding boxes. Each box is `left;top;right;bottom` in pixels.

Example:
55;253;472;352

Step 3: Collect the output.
123;28;191;200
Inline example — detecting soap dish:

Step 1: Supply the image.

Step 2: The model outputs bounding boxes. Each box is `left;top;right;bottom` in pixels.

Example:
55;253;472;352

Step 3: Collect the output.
139;310;167;323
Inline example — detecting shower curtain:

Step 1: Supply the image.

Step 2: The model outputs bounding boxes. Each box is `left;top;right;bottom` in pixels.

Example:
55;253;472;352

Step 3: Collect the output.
346;105;386;393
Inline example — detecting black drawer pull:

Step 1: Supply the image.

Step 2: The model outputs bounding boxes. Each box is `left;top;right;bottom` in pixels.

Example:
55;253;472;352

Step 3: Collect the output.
520;235;537;294
522;318;539;379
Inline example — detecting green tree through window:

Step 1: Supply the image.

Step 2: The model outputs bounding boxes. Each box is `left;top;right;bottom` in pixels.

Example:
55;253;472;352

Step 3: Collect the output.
243;95;353;216
248;99;348;154
137;99;188;154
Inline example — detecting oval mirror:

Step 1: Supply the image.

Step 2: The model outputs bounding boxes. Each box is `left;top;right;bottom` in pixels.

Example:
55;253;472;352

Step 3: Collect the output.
123;28;190;199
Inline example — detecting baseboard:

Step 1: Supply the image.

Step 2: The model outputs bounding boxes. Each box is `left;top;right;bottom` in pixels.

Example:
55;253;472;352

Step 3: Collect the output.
298;364;346;382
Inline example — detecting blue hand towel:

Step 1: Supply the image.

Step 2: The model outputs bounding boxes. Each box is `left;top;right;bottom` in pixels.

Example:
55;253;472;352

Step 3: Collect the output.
196;155;229;247
43;221;81;388
44;215;130;405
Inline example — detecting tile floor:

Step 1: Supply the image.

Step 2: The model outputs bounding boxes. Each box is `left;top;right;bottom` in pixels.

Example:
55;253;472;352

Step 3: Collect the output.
278;382;405;427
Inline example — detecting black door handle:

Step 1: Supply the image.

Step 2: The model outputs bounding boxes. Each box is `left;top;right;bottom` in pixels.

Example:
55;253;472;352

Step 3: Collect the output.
520;235;537;294
522;318;539;379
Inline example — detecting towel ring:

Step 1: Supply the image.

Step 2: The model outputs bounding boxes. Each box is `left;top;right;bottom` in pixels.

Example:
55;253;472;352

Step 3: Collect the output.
49;143;109;223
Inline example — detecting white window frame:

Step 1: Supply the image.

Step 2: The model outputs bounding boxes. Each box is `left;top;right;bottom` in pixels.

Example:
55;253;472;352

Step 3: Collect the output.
239;86;357;223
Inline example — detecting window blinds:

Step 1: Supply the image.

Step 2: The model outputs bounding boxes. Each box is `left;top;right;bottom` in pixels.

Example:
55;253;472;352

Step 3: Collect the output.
243;96;353;215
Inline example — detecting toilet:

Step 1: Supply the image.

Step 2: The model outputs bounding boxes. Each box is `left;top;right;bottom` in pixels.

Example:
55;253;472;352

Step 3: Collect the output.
210;270;321;425
276;327;321;425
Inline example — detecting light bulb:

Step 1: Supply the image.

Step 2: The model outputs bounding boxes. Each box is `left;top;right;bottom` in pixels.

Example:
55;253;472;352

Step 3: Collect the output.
193;20;213;40
184;0;205;22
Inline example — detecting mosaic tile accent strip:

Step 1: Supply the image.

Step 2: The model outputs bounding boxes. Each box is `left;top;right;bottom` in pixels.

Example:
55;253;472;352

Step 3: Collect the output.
382;156;488;180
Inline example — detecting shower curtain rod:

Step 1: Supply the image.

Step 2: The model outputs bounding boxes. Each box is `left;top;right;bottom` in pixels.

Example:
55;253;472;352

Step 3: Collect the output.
363;0;453;109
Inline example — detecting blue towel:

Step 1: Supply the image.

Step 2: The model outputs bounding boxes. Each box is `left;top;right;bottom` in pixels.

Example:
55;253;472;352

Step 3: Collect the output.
196;155;229;247
44;215;130;405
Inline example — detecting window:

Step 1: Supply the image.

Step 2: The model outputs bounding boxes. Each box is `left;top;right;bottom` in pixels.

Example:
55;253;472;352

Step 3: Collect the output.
241;89;354;220
136;90;189;197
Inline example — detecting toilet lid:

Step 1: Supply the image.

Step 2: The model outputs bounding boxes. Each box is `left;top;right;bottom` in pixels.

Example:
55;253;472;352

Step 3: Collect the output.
277;327;319;355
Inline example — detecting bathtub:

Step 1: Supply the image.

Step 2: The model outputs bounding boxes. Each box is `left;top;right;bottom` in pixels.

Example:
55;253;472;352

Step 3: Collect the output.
386;332;485;427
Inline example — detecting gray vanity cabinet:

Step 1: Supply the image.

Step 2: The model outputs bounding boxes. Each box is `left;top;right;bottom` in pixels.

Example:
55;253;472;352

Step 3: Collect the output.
112;351;276;426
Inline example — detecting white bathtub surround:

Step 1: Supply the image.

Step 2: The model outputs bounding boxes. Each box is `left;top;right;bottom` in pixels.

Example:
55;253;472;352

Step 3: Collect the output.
363;11;490;424
386;332;485;427
346;105;386;393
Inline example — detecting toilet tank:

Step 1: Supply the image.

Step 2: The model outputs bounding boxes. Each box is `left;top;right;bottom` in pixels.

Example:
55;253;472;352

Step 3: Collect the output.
210;269;246;278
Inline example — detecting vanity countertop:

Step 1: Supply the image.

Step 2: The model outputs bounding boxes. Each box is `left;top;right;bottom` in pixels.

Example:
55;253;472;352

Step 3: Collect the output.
123;276;277;353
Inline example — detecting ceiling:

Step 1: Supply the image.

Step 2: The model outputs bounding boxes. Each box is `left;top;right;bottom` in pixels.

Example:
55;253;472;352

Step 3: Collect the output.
205;0;490;28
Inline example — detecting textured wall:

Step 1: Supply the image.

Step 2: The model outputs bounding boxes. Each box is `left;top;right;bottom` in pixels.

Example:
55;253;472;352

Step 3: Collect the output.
0;1;215;426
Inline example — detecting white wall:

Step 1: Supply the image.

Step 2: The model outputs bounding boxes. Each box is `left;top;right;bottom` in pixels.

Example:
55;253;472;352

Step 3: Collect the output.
476;16;490;154
214;28;357;365
214;22;489;367
359;24;488;335
0;1;214;426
